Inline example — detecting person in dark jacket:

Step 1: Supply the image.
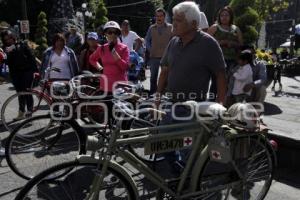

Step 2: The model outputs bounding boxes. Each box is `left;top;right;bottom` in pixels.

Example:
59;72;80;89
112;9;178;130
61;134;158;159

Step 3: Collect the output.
1;30;38;120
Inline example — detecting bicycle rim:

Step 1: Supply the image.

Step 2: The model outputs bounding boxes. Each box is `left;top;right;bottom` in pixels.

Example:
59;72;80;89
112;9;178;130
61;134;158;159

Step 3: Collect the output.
197;137;273;200
15;161;135;200
1;91;51;132
6;115;83;180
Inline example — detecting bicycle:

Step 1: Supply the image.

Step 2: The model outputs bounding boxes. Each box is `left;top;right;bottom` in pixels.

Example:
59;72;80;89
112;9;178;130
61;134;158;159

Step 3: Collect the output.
5;86;162;180
0;67;60;132
15;100;277;199
0;68;103;132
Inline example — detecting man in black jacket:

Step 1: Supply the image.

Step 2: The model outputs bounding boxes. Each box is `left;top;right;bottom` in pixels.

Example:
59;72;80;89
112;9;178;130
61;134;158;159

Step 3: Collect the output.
1;30;38;120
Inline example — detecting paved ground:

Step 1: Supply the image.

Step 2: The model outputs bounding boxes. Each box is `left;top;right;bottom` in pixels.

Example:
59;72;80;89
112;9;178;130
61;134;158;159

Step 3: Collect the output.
0;73;299;199
263;75;300;141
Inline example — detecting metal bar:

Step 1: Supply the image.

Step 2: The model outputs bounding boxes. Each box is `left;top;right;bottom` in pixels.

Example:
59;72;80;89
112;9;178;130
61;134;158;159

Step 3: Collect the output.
116;129;200;145
119;121;202;136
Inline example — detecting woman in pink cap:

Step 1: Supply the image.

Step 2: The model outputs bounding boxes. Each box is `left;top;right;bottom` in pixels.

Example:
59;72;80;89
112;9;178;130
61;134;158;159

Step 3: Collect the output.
89;21;129;93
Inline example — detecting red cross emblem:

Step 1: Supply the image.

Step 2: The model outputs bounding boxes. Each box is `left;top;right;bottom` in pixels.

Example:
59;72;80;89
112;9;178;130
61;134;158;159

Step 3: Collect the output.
211;150;221;160
184;137;193;146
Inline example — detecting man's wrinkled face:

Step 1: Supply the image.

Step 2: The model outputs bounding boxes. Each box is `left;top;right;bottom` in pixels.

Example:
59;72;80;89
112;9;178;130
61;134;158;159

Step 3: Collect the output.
172;12;193;37
155;11;165;25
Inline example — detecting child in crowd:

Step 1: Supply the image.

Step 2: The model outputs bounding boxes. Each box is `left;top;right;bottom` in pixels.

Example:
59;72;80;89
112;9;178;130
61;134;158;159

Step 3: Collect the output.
231;50;253;103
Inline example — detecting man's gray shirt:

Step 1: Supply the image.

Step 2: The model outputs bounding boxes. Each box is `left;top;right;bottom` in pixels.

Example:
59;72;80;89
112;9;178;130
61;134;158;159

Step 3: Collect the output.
160;31;225;102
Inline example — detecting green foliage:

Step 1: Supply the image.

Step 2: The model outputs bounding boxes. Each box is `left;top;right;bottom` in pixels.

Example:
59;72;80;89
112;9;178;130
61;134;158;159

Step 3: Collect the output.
151;0;163;8
243;26;259;44
253;0;289;20
37;19;47;27
34;11;48;59
93;0;108;28
230;0;260;44
229;0;290;44
37;12;46;20
87;0;98;14
230;0;255;13
235;7;259;28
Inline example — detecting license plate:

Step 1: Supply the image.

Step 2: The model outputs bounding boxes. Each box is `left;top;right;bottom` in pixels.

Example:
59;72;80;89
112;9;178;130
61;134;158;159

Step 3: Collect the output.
144;137;193;155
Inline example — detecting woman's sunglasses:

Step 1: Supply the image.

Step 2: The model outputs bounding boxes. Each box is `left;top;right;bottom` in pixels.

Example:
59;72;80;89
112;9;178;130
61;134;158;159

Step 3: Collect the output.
106;30;118;35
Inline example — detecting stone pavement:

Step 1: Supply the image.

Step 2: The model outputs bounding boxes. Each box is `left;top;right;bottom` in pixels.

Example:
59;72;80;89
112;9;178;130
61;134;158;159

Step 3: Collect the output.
263;75;300;142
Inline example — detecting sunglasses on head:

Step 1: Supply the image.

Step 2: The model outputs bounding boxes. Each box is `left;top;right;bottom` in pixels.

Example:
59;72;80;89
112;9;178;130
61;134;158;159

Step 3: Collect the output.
106;30;118;35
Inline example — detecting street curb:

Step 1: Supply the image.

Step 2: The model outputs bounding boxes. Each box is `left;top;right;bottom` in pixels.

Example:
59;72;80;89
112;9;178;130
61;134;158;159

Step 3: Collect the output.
267;131;300;169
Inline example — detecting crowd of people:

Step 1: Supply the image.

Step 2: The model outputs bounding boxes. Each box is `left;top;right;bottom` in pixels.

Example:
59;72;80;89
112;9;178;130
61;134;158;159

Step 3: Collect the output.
0;1;275;172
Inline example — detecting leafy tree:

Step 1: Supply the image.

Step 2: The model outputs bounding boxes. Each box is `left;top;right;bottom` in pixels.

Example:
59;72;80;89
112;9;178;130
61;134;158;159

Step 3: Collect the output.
93;0;108;29
34;11;48;58
230;0;290;44
253;0;289;20
151;0;163;8
230;0;260;44
87;0;98;14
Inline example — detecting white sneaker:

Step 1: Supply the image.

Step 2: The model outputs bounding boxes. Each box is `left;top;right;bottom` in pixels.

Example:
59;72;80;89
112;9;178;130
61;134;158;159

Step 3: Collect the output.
14;111;25;121
0;147;5;156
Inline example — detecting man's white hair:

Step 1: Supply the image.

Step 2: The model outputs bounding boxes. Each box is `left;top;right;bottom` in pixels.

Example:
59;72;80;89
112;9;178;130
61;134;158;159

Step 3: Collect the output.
172;1;201;27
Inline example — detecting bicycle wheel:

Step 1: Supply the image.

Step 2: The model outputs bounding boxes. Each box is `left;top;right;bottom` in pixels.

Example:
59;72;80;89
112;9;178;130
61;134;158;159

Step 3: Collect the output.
197;136;274;200
5;114;86;180
15;161;136;200
1;91;51;132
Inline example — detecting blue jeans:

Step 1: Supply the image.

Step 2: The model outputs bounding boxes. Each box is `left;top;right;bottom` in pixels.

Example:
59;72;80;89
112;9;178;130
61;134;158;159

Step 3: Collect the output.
149;58;161;94
160;105;193;176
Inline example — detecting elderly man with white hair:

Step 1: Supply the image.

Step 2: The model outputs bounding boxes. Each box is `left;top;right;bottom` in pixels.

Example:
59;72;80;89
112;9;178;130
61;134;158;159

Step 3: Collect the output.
156;1;227;176
185;0;209;31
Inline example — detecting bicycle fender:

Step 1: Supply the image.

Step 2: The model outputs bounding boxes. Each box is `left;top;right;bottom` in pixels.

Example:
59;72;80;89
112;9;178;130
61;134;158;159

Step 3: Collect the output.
77;155;139;199
190;145;209;192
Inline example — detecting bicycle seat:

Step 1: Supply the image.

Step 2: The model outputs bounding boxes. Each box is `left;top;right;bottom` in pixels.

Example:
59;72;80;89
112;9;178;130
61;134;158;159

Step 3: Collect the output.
183;101;227;119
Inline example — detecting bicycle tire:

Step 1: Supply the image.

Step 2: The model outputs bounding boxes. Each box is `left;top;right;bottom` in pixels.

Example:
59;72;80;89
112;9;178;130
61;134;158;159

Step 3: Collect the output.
15;160;136;200
197;136;274;200
5;114;86;180
1;91;52;132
